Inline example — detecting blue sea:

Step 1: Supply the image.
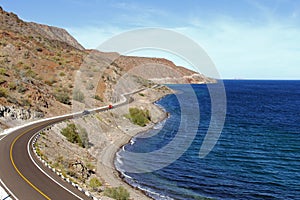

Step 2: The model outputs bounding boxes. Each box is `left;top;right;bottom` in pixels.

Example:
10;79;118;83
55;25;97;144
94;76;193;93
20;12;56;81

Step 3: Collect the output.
115;80;300;200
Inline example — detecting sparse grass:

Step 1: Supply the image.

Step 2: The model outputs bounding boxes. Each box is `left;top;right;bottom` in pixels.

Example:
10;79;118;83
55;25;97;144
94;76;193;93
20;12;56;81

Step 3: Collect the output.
73;89;85;103
89;177;102;191
104;186;130;200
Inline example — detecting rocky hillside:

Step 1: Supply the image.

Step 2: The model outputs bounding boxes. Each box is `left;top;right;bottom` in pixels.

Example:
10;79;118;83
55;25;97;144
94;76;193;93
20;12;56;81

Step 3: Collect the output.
0;7;84;50
0;6;214;130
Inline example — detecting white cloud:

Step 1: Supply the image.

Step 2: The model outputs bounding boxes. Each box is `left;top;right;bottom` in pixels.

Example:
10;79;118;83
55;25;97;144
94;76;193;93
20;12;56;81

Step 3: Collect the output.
174;17;300;79
66;12;300;80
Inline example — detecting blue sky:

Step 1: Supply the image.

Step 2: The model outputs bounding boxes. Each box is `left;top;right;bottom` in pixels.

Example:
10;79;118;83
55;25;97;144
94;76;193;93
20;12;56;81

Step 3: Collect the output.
1;0;300;79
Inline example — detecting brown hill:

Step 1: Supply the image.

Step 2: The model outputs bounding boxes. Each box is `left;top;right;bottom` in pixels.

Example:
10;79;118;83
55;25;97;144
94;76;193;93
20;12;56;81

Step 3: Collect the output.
0;7;84;50
0;6;214;129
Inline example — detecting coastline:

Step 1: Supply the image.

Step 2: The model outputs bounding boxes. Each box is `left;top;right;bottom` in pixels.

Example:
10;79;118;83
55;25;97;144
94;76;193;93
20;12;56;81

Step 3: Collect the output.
96;87;172;200
115;103;169;198
34;85;174;199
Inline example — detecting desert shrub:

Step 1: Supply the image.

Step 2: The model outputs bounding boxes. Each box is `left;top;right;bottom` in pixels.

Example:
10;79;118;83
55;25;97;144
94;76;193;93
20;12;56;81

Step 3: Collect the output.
61;123;89;148
0;87;8;97
45;78;57;86
77;125;89;148
73;89;85;103
61;123;82;146
0;67;7;75
126;107;151;127
0;77;5;84
54;90;71;105
8;82;17;90
93;95;103;102
89;177;102;191
25;69;37;78
104;186;130;200
59;72;66;77
21;99;31;107
17;84;27;94
86;82;94;90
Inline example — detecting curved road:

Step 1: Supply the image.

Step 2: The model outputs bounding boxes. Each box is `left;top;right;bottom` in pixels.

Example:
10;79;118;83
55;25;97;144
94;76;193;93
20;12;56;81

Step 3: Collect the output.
0;90;140;200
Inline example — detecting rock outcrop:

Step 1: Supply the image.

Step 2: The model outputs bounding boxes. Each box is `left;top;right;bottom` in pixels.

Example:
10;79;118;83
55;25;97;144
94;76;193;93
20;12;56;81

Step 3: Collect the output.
0;105;44;120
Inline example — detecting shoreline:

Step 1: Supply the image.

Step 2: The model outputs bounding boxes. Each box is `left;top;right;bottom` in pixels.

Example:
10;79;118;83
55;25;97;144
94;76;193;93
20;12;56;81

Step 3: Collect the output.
33;85;174;200
113;102;170;199
95;86;173;199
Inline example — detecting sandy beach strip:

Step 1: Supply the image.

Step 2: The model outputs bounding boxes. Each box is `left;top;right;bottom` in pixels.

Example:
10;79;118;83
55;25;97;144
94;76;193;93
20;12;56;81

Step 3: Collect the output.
96;90;170;200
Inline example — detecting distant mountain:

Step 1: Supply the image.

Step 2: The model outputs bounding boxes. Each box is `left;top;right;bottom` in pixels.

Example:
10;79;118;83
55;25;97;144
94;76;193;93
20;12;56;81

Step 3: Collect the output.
0;6;214;130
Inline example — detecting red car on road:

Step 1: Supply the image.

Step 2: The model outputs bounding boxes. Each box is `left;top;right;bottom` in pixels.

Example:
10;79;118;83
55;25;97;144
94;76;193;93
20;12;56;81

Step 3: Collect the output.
108;105;113;109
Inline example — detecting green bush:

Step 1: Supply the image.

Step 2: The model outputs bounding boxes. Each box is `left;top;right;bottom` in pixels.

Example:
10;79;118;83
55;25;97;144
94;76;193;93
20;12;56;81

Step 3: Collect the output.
54;90;71;105
8;82;17;90
104;186;130;200
126;107;151;127
73;89;85;103
0;77;6;84
0;87;8;97
0;67;7;75
60;123;89;148
61;123;82;146
89;177;102;191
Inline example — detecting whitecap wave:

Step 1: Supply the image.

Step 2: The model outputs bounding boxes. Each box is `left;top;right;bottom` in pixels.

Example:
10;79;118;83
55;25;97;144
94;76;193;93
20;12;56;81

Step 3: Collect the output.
130;137;136;145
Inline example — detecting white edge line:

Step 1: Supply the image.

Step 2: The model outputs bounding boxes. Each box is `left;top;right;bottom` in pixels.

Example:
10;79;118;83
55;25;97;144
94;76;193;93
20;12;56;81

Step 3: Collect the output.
0;178;18;200
27;134;85;200
0;91;135;199
0;134;19;200
0;93;128;137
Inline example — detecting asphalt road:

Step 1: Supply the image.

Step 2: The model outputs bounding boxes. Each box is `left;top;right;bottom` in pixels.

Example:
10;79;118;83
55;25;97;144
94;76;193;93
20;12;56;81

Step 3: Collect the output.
0;116;93;200
0;89;141;200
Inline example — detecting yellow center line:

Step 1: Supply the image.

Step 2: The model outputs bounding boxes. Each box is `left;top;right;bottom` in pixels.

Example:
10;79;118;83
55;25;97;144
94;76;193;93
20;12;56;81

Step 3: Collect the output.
10;123;51;200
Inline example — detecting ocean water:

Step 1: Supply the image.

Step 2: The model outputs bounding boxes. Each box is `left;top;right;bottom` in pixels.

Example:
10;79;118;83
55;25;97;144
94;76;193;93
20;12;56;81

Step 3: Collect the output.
115;80;300;200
